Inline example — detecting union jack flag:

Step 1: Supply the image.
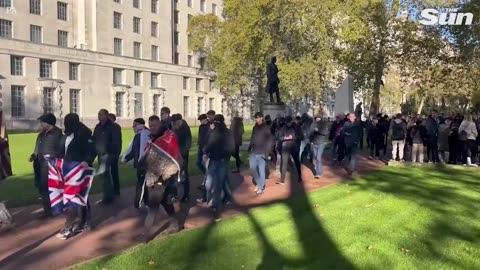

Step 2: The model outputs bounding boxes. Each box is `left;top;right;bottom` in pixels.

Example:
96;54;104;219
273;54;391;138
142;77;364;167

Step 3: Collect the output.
46;156;95;215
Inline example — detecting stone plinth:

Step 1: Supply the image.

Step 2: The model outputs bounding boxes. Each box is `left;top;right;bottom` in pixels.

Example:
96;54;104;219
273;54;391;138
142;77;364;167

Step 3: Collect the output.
334;75;354;115
263;103;287;119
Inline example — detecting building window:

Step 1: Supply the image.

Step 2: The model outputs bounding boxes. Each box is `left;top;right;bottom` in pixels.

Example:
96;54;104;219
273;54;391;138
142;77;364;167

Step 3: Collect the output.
151;45;159;61
10;56;23;76
57;2;68;21
133;17;141;34
113;12;122;29
188;14;193;26
69;89;80;114
114;38;123;55
43;87;55;114
174;11;179;24
30;0;42;15
11;86;25;118
174;31;179;45
69;63;79;81
151;21;158;37
133;42;142;58
174;53;179;65
209;98;214;111
183;77;188;89
183;96;190;117
134;71;142;86
0;0;11;7
212;3;217;15
200;0;205;12
39;59;53;78
151;73;159;88
113;68;123;84
197;97;203;116
196;78;202;91
133;0;140;8
187;0;192;8
30;25;42;43
187;55;193;67
151;0;158;14
153;94;162;115
134;93;143;117
58;30;68;47
115;92;124;117
0;19;12;38
209;80;215;92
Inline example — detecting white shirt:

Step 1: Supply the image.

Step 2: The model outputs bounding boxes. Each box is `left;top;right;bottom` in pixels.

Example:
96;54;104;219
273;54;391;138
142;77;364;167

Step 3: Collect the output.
64;133;74;155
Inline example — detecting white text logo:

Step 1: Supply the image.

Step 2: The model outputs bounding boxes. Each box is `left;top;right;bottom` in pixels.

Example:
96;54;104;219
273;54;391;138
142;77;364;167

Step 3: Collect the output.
419;8;474;26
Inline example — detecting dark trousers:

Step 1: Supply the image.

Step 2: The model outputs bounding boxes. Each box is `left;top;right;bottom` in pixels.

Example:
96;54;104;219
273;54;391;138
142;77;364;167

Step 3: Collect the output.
383;134;388;155
134;170;149;208
196;147;206;175
110;154;120;195
99;154;115;202
268;84;281;103
232;144;242;170
463;139;478;164
148;177;177;217
66;201;91;228
370;140;382;157
181;153;190;200
38;164;52;216
427;136;439;163
280;146;302;183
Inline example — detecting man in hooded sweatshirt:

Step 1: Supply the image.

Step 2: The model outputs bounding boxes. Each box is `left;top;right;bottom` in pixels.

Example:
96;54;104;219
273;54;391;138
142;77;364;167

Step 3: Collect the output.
276;116;303;185
390;113;407;162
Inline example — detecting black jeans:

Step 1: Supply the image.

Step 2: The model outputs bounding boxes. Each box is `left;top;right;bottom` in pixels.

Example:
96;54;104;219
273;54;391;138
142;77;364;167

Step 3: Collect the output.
181;153;190;200
99;154;115;202
134;170;149;208
110;154;120;195
427;136;439;163
280;145;302;183
66;201;91;228
369;140;382;157
463;139;478;164
232;144;242;170
39;165;52;216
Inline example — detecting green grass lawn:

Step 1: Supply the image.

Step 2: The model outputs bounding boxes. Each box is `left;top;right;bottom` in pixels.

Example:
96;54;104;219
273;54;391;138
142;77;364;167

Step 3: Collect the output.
0;126;253;208
76;166;480;270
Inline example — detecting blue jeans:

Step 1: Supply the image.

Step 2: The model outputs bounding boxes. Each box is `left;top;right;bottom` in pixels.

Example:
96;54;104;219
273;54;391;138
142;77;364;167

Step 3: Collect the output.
249;154;266;191
209;159;232;210
312;143;326;176
196;148;206;175
299;140;307;161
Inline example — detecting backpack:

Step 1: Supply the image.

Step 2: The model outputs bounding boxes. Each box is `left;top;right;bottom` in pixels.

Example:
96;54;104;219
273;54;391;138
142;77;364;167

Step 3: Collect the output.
392;122;406;140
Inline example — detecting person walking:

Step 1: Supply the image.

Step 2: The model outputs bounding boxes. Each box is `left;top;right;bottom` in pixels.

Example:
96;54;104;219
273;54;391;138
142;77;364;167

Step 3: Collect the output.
230;115;245;173
248;112;273;194
309;113;328;178
390;113;407;162
368;118;384;160
410;120;428;163
93;109;122;204
299;113;313;163
107;114;122;196
276;116;303;184
458;114;478;166
122;118;151;209
329;114;345;162
437;117;451;164
57;113;96;238
342;113;362;176
171;114;192;202
30;113;63;218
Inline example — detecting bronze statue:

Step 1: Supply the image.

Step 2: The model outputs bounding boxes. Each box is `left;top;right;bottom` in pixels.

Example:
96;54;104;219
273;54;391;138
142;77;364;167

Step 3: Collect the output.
266;57;282;104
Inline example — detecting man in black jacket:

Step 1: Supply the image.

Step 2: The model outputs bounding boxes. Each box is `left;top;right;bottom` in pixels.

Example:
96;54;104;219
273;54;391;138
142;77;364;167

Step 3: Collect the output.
31;113;63;218
276;116;303;184
203;114;234;219
248;112;274;195
342;113;362;176
309;113;328;178
93;109;122;204
171;114;192;202
57;113;96;238
196;114;209;187
108;113;122;196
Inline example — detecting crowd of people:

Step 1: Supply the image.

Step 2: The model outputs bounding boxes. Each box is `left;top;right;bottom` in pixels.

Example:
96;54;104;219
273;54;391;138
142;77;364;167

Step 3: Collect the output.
27;106;479;239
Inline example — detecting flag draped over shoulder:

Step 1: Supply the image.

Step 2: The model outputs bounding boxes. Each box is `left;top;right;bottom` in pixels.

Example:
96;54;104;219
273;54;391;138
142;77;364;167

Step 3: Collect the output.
0;111;12;181
46;156;95;215
144;129;183;187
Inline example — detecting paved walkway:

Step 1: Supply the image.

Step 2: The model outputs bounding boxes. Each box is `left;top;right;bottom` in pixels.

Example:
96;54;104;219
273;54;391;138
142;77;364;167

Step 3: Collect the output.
0;156;383;270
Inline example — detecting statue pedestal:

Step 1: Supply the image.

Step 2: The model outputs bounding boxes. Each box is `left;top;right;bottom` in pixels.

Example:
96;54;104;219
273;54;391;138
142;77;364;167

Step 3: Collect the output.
263;103;287;118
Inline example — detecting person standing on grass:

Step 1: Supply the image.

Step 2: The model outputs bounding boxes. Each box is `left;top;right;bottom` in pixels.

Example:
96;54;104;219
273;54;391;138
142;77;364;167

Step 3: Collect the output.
390;113;407;162
309;113;328;178
410;119;428;163
170;114;192;202
107;113;122;197
93;109;122;204
57;113;96;238
203;115;234;220
437;117;451;164
341;113;362;176
122;118;151;209
276;116;304;185
458;114;478;166
230;114;245;173
368;118;383;160
448;115;463;164
31;113;63;219
425;111;440;163
248;112;274;195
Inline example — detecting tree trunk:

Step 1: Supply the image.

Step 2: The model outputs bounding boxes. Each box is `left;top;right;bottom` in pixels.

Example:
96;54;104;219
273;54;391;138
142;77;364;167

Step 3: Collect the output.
369;41;386;116
417;97;425;115
255;69;264;113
